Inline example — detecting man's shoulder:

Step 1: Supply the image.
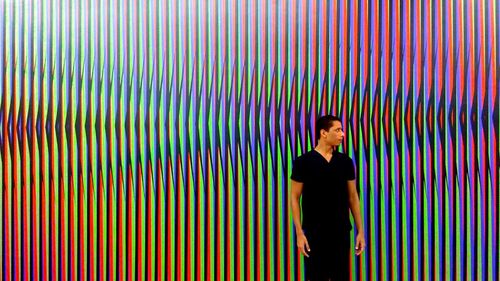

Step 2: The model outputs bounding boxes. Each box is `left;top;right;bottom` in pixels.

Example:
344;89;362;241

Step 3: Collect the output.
295;150;317;161
334;151;354;163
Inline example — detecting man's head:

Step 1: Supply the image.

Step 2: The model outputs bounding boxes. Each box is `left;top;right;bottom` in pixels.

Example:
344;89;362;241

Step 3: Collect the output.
315;115;344;147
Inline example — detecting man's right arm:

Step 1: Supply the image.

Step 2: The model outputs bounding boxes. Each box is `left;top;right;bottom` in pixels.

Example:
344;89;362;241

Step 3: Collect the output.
290;180;310;257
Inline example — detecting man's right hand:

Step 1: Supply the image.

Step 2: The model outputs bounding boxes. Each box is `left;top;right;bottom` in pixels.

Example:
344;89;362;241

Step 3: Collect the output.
296;232;311;257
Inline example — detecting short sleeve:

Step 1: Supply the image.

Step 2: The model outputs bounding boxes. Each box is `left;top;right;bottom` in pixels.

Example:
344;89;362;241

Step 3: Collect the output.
290;157;305;182
346;157;356;180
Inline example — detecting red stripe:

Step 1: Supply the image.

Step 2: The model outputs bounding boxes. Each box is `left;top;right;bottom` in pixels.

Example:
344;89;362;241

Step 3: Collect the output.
374;0;380;87
98;173;104;281
49;102;56;281
78;175;85;281
21;90;28;281
233;0;237;63
29;83;39;281
127;166;133;280
479;0;486;106
215;153;221;281
137;165;143;281
226;151;232;281
468;0;474;112
12;76;19;281
428;0;432;101
395;0;401;87
235;155;241;281
41;85;47;281
362;0;368;92
352;0;359;99
438;0;443;99
491;0;498;195
97;80;104;281
246;161;251;281
197;156;202;281
187;154;192;281
271;0;276;65
311;0;317;117
166;160;172;281
69;179;75;281
32;182;39;281
241;0;246;60
449;0;454;100
87;54;94;279
177;155;182;281
155;160;162;281
342;0;347;89
405;0;410;93
3;123;11;281
206;157;211;281
146;163;153;281
458;0;463;101
59;177;66;281
255;154;261;281
415;0;421;92
89;175;95;281
107;173;114;280
385;0;390;91
118;169;124;281
291;0;296;71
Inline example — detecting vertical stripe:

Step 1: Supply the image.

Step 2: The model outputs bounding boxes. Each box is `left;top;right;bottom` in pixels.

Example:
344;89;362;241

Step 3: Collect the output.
0;1;498;281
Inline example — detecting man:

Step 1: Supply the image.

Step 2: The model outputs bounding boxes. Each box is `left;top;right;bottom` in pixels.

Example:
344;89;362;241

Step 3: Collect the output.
290;115;365;281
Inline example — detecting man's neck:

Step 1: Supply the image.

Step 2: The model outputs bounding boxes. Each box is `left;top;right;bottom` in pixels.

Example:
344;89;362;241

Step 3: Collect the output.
314;142;334;155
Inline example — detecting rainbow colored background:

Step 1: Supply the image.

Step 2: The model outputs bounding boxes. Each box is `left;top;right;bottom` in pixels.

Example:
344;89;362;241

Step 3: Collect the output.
0;0;498;280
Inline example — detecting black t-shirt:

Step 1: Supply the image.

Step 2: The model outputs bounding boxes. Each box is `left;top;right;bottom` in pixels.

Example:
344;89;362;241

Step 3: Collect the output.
291;150;356;233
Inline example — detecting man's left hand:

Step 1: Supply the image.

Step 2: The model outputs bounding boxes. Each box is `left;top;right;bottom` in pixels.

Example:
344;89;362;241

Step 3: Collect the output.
354;233;365;255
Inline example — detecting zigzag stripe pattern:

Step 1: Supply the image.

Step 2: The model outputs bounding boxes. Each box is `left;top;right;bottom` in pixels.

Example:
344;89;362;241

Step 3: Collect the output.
0;0;498;280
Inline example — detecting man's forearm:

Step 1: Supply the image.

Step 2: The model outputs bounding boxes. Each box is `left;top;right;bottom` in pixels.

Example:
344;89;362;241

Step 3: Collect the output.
349;197;364;234
290;198;303;235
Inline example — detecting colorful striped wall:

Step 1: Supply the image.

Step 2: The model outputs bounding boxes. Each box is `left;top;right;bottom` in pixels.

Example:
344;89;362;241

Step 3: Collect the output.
1;0;498;280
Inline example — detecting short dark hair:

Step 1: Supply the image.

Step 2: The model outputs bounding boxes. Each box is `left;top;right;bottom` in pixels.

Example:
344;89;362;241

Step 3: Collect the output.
315;115;342;141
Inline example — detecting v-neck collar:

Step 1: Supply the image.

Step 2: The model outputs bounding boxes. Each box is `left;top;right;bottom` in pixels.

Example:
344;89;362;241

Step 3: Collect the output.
313;149;335;164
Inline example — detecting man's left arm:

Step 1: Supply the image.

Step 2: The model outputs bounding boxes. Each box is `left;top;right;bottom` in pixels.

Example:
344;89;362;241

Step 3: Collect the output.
347;179;365;255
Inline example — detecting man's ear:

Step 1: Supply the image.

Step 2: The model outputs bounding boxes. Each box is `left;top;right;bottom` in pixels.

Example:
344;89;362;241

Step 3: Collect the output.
320;129;326;138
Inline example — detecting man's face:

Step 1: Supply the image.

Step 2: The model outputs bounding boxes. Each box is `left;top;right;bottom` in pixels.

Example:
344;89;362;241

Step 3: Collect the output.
323;120;344;147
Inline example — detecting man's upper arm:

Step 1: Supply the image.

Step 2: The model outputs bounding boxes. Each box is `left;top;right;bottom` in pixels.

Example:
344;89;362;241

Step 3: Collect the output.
347;179;358;198
290;180;304;199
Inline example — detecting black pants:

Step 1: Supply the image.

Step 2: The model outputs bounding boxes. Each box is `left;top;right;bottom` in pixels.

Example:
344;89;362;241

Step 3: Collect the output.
304;229;350;281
